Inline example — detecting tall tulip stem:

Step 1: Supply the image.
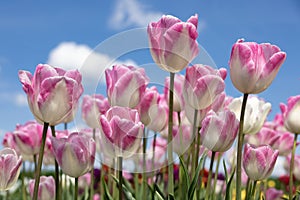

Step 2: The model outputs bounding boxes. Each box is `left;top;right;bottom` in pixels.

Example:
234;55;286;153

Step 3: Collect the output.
51;125;60;200
167;72;175;196
74;177;78;200
90;128;96;200
33;122;49;200
191;109;198;177
118;156;123;200
289;133;298;199
205;151;216;200
236;93;249;200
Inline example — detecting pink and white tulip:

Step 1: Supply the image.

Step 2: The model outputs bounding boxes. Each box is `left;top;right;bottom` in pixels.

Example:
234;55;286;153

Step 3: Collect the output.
280;95;300;134
272;132;294;156
183;64;226;110
200;110;239;152
246;127;279;147
51;132;96;177
13;121;45;156
19;64;83;125
99;106;144;159
0;148;22;190
229;38;286;94
164;74;185;112
243;144;278;181
28;176;55;200
284;155;300;181
105;65;149;108
228;96;271;134
138;87;168;132
82;94;110;128
147;14;199;73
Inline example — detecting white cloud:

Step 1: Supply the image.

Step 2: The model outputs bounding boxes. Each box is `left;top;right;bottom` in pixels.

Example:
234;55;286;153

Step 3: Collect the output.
15;93;28;107
47;42;136;87
109;0;163;30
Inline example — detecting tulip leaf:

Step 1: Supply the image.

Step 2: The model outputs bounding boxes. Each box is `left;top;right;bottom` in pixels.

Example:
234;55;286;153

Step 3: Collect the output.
102;177;113;200
224;162;235;200
188;153;206;199
179;156;190;186
153;183;166;200
111;175;136;200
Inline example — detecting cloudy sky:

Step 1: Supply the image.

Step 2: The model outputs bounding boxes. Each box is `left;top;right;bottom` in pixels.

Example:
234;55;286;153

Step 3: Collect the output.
0;0;300;165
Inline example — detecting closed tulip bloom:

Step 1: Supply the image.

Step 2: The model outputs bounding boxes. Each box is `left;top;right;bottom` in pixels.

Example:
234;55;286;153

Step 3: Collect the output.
99;106;144;159
243;144;278;181
229;38;286;94
280;95;300;134
28;176;55;200
147;14;199;73
185;92;225;126
284;155;300;181
183;64;226;110
51;132;96;178
138;87;168;132
228;96;271;134
246;127;279;147
265;188;283;200
82;94;110;128
272;132;294;156
200;110;239;152
172;124;193;155
13;121;44;156
105;65;149;108
19;64;83;125
0;148;22;191
164;74;185;112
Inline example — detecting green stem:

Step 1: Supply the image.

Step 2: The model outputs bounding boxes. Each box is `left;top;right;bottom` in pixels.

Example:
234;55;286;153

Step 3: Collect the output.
289;133;298;199
51;125;60;200
195;126;201;169
205;151;216;200
212;153;221;200
191;109;198;177
236;93;249;200
118;156;123;200
250;180;257;200
167;72;175;196
22;163;27;200
152;132;157;182
74;177;78;200
142;128;147;199
90;128;96;200
33;122;49;200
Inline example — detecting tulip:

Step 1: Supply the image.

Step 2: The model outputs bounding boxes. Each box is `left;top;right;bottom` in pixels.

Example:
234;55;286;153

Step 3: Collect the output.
265;188;283;200
246;127;279;147
200;110;239;152
284;155;300;181
228;96;271;134
28;176;55;200
164;74;185;111
183;64;226;110
172;124;193;155
229;38;286;94
280;95;300;134
184;92;225;126
272;132;294;156
147;14;199;73
18;64;83;125
105;64;149;108
51;132;96;177
99;106;144;159
2;132;19;153
0;148;22;190
13;121;45;156
138;87;168;132
243;144;278;181
81;94;110;128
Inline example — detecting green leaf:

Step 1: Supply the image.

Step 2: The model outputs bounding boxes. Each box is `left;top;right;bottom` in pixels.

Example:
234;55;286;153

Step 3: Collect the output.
154;183;166;200
179;156;190;186
102;177;113;200
188;153;207;200
223;160;229;184
225;166;235;200
111;175;136;200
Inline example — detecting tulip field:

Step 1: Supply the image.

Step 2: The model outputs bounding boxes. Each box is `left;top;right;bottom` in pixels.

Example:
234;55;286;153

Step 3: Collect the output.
1;13;300;200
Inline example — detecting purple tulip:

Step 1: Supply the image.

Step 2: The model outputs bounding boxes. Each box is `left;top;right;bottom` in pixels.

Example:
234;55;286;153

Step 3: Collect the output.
19;64;83;125
147;14;199;73
138;87;168;132
280;95;300;134
164;74;185;112
82;94;110;129
200;110;239;152
229;38;286;94
265;188;283;200
183;64;226;110
29;176;55;200
12;121;45;156
51;132;96;178
0;148;22;190
105;64;149;108
243;144;278;181
99;106;144;159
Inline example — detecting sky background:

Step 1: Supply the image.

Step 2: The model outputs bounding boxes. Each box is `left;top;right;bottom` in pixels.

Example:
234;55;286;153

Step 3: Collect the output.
0;0;299;174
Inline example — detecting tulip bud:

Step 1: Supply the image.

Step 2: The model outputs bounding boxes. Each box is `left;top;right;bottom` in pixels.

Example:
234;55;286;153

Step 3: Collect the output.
28;176;55;200
280;95;300;134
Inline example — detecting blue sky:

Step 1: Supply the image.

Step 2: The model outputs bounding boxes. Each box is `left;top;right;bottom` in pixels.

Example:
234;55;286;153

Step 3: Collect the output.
0;0;300;136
